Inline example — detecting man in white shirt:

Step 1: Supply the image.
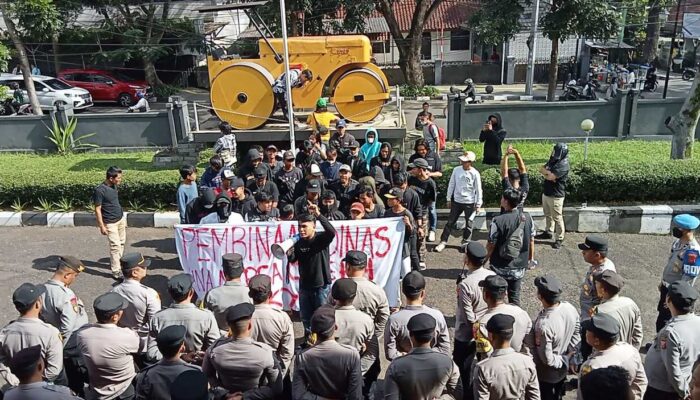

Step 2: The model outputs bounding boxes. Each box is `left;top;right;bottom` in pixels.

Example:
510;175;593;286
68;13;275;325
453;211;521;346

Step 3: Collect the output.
435;151;482;252
127;92;149;112
272;68;312;123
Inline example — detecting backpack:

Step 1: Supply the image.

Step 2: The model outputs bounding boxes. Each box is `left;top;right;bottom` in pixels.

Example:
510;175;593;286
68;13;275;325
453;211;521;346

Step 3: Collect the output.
429;124;446;151
498;211;526;262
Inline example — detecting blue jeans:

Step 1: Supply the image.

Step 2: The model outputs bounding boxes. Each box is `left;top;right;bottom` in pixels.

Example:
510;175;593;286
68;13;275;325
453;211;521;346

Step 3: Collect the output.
299;284;330;336
428;203;437;231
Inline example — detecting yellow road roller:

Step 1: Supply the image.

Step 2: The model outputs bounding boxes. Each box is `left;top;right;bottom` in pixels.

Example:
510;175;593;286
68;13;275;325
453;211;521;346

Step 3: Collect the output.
200;3;391;130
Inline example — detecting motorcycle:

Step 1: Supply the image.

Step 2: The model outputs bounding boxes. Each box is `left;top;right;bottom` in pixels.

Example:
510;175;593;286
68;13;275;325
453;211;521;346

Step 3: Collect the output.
560;78;597;101
643;72;658;92
0;98;16;116
460;78;482;104
682;68;696;81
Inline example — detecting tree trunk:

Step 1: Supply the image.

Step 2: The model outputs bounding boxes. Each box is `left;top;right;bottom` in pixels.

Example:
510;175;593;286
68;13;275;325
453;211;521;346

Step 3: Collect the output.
51;32;61;76
667;72;700;159
400;40;425;86
143;58;164;88
1;8;42;115
547;35;560;101
642;0;661;64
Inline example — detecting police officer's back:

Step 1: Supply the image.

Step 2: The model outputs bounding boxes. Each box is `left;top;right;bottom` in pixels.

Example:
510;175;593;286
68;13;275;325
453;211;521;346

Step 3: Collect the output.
331;279;374;362
476;275;532;355
4;346;79;400
592;270;643;349
203;253;252;335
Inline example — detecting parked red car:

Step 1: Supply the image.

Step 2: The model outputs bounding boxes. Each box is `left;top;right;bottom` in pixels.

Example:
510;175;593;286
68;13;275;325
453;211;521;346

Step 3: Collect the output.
57;69;151;106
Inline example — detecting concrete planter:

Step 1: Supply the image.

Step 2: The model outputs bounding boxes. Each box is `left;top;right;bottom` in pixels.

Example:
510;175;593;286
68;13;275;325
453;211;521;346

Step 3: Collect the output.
0;212;22;227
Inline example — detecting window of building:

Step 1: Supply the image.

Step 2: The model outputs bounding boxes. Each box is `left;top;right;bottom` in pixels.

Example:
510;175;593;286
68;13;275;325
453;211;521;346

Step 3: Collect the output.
450;29;470;51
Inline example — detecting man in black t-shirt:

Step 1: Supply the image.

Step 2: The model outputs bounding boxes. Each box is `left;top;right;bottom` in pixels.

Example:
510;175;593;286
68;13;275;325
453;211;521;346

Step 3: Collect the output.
246;165;280;208
407;159;436;270
500;145;530;209
93;166;126;280
275;151;304;208
384;188;419;271
537;143;570;249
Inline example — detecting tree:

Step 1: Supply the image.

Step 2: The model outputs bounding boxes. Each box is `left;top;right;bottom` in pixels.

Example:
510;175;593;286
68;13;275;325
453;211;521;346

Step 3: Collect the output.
468;0;525;46
666;73;700;159
257;0;374;36
641;0;675;64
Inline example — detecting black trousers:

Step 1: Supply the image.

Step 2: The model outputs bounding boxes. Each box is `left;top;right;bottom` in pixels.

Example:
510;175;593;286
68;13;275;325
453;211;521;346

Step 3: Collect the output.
656;284;671;332
505;276;523;306
453;340;477;400
580;324;593;361
643;386;680;400
363;358;381;399
408;234;420;270
540;380;566;400
440;202;476;243
64;354;88;397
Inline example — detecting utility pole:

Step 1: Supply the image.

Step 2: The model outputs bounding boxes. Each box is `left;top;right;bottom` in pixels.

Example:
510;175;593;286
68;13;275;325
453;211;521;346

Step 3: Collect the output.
664;0;684;99
279;0;295;149
525;0;540;95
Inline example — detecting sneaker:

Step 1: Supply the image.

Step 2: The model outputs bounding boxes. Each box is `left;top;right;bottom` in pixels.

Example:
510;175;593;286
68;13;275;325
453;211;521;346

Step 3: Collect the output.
428;230;436;242
112;272;124;281
535;231;553;240
434;242;446;253
552;240;563;249
419;262;427;271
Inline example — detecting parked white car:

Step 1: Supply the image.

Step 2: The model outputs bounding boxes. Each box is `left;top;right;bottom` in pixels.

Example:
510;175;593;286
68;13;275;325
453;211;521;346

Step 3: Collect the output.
0;74;93;110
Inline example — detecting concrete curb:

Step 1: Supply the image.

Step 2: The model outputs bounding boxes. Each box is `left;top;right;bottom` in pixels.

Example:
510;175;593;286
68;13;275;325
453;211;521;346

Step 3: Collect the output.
1;207;697;234
399;95;551;102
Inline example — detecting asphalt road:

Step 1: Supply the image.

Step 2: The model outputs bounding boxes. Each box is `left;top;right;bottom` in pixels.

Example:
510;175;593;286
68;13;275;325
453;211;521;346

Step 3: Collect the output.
0;227;670;397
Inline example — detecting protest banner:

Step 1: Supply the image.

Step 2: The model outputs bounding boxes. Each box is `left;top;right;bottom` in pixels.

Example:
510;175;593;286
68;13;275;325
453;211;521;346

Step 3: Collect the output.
174;217;405;309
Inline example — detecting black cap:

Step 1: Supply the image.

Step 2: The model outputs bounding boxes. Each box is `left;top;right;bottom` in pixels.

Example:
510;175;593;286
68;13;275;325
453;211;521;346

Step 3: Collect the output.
93;292;128;314
321;191;336;200
407;313;436;334
9;345;42;377
332;278;357;301
201;188;217;207
582;313;620;339
249;274;272;297
231;177;245;189
310;305;335;333
461;242;488;265
283;150;295;160
222;253;244;271
171;370;209;400
306;179;322;193
303;140;314;150
402;271;426;296
578;235;609;252
594;270;624;290
248;148;262;160
534;275;563;295
168;274;193;298
57;255;85;273
157;325;187;348
408;158;429;169
343;250;367;267
385;187;404;199
349;140;360;149
281;204;294;218
12;283;46;309
254;165;267;178
226;302;255;323
255;191;272;202
486;314;515;334
120;252;151;272
479;275;508;293
667;281;699;307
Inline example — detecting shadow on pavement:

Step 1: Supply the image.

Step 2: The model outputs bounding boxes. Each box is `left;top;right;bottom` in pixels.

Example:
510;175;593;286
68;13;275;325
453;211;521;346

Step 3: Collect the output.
32;255;114;280
131;238;177;254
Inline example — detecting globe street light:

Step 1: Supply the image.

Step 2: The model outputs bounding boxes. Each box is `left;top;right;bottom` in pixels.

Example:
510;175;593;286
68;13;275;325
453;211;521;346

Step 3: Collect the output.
581;119;594;161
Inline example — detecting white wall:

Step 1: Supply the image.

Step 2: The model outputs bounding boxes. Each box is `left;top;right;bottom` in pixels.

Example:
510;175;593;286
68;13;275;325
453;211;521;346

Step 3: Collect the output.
508;32;581;64
371;31;472;65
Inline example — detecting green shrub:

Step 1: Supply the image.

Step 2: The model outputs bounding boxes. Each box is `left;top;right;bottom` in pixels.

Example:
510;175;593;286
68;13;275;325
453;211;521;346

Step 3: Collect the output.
152;84;181;100
399;85;441;98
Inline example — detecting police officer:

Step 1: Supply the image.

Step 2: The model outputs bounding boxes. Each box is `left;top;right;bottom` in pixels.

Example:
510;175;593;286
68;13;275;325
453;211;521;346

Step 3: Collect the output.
0;283;63;385
3;345;79;400
203;253;252;335
384;271;450;360
579;313;647;400
331;279;374;363
77;292;140;400
454;242;495;399
644;281;700;400
529;275;580;400
293;306;362;399
170;370;212;400
384;313;462;400
475;275;532;356
147;274;219;363
111;253;161;351
202;303;282;398
40;256;89;396
592;270;643;349
474;314;539;400
134;325;200;400
656;214;700;332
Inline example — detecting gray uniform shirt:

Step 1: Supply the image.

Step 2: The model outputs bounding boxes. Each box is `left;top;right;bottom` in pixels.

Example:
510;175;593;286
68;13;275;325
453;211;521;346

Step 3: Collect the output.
594;295;643;349
455;268;495;343
384;347;462;400
250;304;295;373
474;348;540;400
41;280;89;350
146;303;220;362
527;302;580;384
134;359;200;400
334;305;374;374
351;276;390;372
204;281;252;334
4;382;81;400
477;303;532;355
384;305;451;361
202;337;282;399
0;317;64;385
76;323;140;400
293;340;362;400
644;313;700;398
111;279;161;350
580;259;616;320
580;342;647;400
662;238;700;286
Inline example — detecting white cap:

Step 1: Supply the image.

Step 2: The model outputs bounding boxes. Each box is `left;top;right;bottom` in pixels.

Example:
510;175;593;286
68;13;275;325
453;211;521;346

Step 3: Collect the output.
458;151;476;163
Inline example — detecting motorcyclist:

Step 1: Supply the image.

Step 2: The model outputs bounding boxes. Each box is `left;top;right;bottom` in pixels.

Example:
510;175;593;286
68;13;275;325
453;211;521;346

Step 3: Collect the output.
127;91;150;113
462;78;478;103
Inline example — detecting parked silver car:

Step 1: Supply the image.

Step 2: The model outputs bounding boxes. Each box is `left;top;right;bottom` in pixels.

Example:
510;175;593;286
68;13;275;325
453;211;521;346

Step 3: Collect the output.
0;74;93;110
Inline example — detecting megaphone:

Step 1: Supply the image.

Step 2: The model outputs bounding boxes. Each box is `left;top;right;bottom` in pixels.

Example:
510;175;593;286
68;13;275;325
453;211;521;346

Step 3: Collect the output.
271;234;300;259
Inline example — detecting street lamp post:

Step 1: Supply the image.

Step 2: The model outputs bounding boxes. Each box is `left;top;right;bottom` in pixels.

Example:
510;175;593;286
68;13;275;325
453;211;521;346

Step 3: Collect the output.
279;0;295;150
581;119;594;161
525;0;541;95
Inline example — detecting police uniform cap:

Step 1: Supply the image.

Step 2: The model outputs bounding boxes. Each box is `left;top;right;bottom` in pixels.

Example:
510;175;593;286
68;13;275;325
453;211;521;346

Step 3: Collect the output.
673;214;700;230
9;345;42;377
407;313;436;334
156;325;187;348
582;313;620;339
93;292;128;314
461;242;488;264
226;302;255;323
120;252;151;272
402;271;426;296
667;280;699;307
171;370;209;400
534;275;563;295
310;305;335;334
593;270;624;290
486;313;515;334
385;187;403;199
57;255;85;273
254;165;267;178
578;235;608;252
12;283;46;309
222;253;243;271
248;274;272;297
168;273;193;298
332;278;357;301
479;275;508;293
343;250;367;266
